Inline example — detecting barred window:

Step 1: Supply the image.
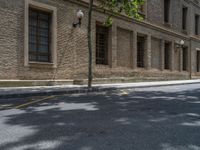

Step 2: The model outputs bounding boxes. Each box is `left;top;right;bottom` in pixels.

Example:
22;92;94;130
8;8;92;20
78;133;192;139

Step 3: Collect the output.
96;25;109;65
29;8;51;62
182;7;188;31
137;36;145;68
182;47;188;71
195;15;199;35
164;43;170;70
164;0;170;23
197;51;200;72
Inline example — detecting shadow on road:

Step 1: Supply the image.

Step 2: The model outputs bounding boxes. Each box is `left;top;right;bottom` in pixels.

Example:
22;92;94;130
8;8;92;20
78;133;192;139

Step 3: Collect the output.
0;87;200;150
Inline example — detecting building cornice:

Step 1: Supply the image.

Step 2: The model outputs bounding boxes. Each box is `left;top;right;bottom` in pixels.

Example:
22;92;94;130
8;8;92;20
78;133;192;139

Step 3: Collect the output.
190;0;200;8
191;36;200;42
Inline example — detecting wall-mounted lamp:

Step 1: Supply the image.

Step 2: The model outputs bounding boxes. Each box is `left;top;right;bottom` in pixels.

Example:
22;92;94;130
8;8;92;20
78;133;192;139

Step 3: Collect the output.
73;10;84;28
176;40;185;49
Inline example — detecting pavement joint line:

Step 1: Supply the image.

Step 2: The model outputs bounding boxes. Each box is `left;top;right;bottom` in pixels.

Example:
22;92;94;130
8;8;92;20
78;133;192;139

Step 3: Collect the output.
15;96;55;109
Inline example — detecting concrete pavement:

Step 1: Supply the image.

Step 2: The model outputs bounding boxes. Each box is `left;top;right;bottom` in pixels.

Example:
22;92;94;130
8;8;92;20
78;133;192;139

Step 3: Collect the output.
0;79;200;98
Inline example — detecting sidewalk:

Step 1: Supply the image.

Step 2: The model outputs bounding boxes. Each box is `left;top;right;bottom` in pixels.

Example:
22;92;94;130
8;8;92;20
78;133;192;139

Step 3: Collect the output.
0;79;200;98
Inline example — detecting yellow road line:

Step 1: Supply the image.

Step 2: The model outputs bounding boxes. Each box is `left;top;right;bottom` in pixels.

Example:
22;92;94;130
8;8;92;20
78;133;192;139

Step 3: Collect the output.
15;96;55;109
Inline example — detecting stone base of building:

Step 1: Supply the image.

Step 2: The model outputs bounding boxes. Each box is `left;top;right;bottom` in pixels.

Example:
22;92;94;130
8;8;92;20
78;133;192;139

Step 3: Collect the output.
0;75;191;87
0;80;73;87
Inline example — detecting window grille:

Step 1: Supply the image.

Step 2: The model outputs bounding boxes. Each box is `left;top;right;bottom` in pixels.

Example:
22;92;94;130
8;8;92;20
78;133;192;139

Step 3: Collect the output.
197;51;200;72
96;25;109;65
164;43;170;70
195;15;199;35
137;36;145;68
29;8;51;62
182;47;187;71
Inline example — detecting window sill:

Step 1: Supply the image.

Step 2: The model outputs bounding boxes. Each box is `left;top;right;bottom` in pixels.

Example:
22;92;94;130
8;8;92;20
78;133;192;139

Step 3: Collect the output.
194;34;200;38
135;67;146;71
163;69;171;71
28;61;56;69
96;64;110;69
163;22;172;28
182;30;188;35
138;12;146;18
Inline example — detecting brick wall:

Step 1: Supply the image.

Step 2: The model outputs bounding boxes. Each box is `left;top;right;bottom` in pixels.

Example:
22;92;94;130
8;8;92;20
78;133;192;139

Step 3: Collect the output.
174;49;181;71
0;0;199;81
0;0;23;79
151;37;161;70
117;27;133;69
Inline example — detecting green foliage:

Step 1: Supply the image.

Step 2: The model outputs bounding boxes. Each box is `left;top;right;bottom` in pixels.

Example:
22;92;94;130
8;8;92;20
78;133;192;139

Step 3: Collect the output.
99;0;144;26
104;16;113;27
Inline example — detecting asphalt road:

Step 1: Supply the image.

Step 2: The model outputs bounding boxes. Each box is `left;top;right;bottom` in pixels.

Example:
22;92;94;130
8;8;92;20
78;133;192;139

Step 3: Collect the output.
0;84;200;150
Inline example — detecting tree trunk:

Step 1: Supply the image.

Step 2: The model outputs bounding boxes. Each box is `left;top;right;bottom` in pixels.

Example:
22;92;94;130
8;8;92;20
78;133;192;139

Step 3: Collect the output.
88;0;93;89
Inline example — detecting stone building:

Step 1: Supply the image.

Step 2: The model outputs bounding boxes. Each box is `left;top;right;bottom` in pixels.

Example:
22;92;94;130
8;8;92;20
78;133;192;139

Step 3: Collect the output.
0;0;200;84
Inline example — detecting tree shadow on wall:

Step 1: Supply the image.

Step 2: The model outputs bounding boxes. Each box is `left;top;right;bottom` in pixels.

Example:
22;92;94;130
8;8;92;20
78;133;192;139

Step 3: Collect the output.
1;88;200;150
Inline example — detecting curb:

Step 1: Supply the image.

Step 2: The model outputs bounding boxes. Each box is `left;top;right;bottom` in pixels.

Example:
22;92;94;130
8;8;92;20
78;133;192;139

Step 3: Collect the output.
0;81;200;99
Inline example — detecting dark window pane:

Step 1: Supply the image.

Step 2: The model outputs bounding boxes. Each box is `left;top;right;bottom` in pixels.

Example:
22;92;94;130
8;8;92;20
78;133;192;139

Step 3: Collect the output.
195;15;199;35
38;29;49;37
29;10;37;18
29;26;37;36
38;55;49;62
39;13;49;21
40;20;49;28
29;54;37;61
29;35;37;44
182;7;188;30
29;43;37;52
39;45;49;52
39;37;49;45
29;18;37;26
164;0;170;23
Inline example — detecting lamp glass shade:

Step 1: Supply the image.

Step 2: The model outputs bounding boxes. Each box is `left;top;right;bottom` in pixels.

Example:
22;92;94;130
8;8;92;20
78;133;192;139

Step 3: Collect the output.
180;40;185;45
77;10;84;19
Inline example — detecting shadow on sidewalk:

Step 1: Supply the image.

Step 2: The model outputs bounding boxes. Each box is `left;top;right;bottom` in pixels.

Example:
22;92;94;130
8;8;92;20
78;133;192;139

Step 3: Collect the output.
0;87;200;150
